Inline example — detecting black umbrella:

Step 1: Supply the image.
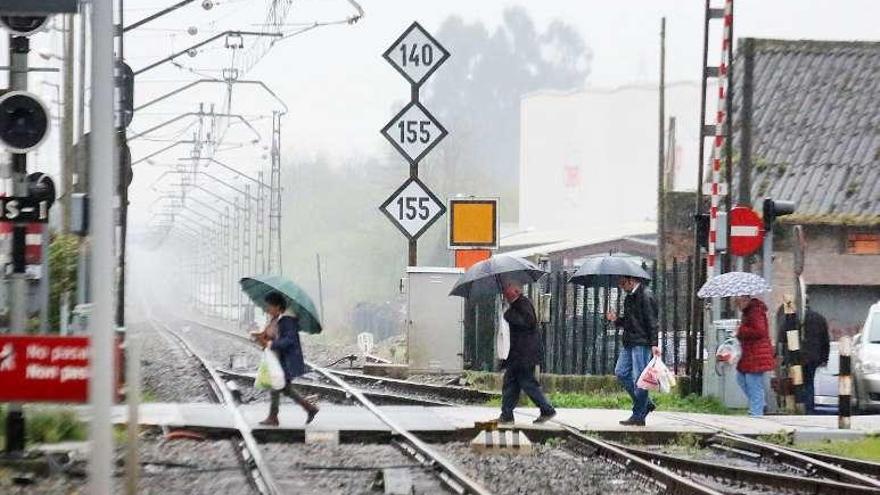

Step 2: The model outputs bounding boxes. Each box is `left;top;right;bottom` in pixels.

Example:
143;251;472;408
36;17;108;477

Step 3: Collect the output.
569;255;651;286
449;255;547;298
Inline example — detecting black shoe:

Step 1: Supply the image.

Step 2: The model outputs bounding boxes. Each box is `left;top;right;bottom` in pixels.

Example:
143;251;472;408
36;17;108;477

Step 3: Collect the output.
496;416;514;425
646;402;656;415
305;407;319;425
533;411;557;424
619;417;646;427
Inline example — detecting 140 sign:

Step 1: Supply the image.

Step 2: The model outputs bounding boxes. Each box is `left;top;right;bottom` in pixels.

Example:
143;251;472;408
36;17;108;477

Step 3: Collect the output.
383;22;450;86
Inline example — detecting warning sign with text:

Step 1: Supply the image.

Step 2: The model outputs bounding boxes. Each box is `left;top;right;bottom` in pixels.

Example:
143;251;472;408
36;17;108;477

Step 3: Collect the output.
0;335;89;403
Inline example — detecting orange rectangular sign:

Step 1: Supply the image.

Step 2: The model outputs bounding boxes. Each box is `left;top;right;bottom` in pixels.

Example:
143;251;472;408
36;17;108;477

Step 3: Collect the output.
448;198;498;248
454;249;491;269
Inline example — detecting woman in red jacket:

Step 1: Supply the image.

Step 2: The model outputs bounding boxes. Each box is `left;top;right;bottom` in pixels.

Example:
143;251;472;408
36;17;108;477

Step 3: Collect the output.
733;296;775;416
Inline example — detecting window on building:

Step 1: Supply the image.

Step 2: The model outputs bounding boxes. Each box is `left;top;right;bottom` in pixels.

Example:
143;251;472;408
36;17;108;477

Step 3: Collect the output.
846;233;880;255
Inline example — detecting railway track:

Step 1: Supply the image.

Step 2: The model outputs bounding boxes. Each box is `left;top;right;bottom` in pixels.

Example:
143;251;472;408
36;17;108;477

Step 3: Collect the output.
151;318;280;494
658;413;880;492
156;316;486;494
185;317;498;406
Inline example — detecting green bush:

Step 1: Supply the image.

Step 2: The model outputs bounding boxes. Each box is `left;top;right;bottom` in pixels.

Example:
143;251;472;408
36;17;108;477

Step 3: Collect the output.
25;409;86;445
49;234;79;331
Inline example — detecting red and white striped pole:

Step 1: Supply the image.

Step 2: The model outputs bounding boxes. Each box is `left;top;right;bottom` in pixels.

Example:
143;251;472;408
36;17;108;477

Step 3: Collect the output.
708;0;733;280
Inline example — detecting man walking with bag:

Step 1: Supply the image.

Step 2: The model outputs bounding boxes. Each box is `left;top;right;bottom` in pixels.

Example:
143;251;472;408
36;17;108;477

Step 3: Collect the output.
498;280;556;425
607;275;661;426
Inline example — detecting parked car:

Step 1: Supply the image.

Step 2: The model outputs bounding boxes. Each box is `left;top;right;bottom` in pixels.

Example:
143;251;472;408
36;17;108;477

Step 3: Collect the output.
853;301;880;412
814;342;838;409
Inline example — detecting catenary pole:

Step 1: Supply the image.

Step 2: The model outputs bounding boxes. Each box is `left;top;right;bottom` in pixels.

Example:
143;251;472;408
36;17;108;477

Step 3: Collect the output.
88;0;117;492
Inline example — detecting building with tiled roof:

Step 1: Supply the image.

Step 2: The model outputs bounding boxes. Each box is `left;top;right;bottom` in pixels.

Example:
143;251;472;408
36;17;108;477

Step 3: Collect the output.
731;38;880;335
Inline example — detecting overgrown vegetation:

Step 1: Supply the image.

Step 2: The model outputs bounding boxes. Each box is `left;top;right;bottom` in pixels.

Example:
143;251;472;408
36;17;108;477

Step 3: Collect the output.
48;234;79;331
486;390;730;415
796;436;880;462
0;407;86;448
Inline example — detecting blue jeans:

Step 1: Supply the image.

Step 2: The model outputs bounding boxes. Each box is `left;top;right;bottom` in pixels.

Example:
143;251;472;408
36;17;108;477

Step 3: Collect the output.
736;371;767;416
615;345;654;421
799;362;819;414
500;363;555;420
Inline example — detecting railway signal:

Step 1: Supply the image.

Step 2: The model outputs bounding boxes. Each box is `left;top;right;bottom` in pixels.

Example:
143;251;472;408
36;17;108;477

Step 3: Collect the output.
379;22;450;265
0;90;50;153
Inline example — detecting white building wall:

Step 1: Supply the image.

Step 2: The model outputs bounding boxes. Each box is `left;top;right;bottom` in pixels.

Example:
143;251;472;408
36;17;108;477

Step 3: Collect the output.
519;81;705;233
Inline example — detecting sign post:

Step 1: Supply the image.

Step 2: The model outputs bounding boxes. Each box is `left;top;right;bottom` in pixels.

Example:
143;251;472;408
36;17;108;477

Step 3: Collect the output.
380;22;450;266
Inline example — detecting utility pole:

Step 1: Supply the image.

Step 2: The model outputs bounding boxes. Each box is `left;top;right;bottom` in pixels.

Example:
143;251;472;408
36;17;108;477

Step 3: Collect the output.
62;14;75;233
89;0;117;491
656;17;667;332
4;30;30;456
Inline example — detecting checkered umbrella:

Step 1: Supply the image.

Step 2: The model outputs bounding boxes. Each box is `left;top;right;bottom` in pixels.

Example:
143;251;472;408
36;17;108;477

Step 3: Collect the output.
697;271;771;299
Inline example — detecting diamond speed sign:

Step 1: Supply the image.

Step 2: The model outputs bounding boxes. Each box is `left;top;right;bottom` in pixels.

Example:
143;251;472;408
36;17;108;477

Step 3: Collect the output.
379;177;446;240
383;21;450;87
381;101;447;165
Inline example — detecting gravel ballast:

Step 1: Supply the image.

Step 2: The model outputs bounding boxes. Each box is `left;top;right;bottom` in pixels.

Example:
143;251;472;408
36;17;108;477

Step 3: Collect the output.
262;442;448;494
440;440;661;495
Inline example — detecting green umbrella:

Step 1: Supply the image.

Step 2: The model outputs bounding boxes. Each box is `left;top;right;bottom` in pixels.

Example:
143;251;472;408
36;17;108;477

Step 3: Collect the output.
239;275;323;334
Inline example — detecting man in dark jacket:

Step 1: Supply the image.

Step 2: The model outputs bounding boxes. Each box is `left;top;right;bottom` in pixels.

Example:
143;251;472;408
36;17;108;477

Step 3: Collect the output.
800;307;830;414
607;276;660;426
498;280;556;425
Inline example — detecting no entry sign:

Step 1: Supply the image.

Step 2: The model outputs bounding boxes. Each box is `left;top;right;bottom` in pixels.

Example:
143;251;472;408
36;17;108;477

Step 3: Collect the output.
0;335;90;403
729;206;764;256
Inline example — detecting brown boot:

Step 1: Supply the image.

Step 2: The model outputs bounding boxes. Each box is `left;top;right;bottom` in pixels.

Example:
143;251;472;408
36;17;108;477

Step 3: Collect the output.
258;415;279;427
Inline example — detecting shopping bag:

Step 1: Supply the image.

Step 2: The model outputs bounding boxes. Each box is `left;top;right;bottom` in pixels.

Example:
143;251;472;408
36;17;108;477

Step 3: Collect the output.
636;357;661;391
255;348;285;391
496;299;510;361
654;358;677;393
715;337;742;366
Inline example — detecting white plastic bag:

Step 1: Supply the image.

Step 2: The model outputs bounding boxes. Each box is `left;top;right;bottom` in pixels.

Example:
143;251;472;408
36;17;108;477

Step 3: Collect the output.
715;337;742;366
637;357;661;391
255;348;285;391
655;358;677;393
495;299;510;360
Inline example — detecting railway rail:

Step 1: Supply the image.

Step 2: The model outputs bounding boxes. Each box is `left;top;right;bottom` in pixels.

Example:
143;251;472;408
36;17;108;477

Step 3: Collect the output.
665;413;880;489
162;316;489;494
151;319;280;495
616;443;880;495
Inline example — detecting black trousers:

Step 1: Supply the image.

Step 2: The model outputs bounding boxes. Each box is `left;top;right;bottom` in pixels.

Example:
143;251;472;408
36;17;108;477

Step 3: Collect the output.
500;363;554;420
269;382;315;416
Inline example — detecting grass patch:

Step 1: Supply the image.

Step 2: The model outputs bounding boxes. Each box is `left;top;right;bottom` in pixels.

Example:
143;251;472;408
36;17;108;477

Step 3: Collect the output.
796;436;880;462
486;390;731;415
26;410;86;445
0;406;86;447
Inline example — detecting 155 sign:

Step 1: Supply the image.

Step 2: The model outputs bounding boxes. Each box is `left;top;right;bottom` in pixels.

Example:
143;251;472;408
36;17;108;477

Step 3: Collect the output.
381;101;447;164
380;177;446;240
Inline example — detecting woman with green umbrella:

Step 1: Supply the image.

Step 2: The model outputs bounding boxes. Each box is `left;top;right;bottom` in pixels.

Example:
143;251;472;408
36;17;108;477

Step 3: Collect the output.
252;291;319;426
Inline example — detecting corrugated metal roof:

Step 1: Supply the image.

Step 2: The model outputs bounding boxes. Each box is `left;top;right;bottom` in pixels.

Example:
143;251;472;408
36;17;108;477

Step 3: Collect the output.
732;39;880;225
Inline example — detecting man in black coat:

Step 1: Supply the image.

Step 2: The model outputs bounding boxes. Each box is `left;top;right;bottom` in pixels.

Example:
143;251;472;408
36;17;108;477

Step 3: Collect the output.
498;280;556;425
800;307;830;414
607;276;661;426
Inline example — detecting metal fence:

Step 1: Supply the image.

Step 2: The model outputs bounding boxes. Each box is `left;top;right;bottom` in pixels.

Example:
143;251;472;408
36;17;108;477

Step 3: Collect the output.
463;256;705;388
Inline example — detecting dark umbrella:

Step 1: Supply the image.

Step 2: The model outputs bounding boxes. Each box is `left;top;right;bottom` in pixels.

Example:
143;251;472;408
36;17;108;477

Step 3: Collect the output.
569;255;651;286
240;275;322;334
449;255;547;298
